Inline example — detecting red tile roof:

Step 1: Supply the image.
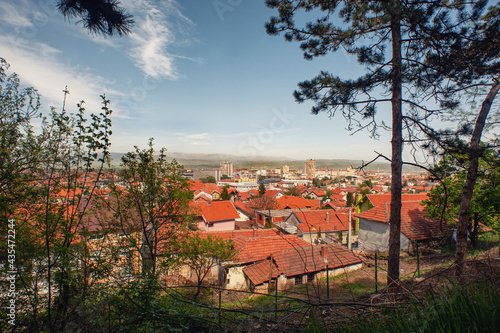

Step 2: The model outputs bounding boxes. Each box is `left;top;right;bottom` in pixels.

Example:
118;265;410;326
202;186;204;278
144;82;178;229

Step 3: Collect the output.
273;243;362;277
197;229;280;241
356;202;451;241
189;181;221;194
366;193;429;208
275;195;313;210
195;201;240;222
242;259;282;286
291;210;352;233
233;201;253;216
233;234;310;264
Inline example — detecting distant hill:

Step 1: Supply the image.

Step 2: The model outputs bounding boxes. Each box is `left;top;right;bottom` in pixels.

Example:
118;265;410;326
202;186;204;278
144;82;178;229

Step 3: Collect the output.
107;152;409;171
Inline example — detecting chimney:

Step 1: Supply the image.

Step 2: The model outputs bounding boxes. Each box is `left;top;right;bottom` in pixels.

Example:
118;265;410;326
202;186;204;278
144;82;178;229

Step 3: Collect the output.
253;228;257;237
326;211;329;223
320;246;328;259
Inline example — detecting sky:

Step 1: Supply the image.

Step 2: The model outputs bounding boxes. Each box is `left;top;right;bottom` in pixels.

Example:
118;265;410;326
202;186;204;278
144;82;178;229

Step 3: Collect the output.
0;0;398;161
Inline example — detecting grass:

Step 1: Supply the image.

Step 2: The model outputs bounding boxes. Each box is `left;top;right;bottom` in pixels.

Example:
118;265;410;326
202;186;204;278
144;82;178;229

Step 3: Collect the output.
304;282;500;332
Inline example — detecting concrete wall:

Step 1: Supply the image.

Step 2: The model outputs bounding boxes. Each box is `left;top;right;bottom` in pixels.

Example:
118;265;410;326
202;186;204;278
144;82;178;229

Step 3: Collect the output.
225;266;247;290
197;220;235;232
358;218;409;253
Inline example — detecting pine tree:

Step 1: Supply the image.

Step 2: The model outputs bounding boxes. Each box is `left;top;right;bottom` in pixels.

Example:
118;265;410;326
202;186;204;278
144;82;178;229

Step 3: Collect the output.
266;0;489;288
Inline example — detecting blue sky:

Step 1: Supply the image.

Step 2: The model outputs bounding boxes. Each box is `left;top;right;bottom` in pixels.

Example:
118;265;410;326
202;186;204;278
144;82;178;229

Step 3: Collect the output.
0;0;396;161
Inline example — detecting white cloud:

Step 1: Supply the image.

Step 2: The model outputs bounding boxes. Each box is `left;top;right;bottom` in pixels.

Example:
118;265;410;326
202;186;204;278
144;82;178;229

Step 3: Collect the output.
122;0;197;79
0;1;35;29
0;35;128;118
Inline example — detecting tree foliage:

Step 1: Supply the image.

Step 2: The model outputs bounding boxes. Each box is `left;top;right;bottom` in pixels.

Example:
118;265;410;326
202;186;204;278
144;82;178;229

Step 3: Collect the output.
1;59;114;330
220;185;231;201
170;234;236;298
57;0;134;36
105;139;194;277
265;0;497;287
425;150;500;229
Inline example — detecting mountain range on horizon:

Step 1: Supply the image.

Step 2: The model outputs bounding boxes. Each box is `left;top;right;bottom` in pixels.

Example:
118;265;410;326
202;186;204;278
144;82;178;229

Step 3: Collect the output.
108;151;403;171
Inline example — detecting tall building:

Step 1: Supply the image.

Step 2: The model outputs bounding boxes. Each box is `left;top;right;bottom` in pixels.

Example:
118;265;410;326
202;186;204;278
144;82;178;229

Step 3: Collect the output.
304;159;316;179
220;161;234;177
282;165;290;174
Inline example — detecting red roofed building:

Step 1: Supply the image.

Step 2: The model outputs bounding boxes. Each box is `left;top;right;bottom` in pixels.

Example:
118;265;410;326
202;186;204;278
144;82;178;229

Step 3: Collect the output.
280;210;356;246
275;195;314;210
194;201;240;232
356;201;452;253
242;242;362;293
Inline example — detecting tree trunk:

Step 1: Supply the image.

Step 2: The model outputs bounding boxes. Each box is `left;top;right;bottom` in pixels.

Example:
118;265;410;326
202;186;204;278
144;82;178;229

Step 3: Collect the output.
387;0;403;291
455;77;500;280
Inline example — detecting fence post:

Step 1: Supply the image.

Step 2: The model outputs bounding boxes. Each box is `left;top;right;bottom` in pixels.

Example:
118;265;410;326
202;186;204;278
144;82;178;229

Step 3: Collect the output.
375;253;378;293
416;240;420;278
275;278;278;319
218;289;222;325
327;264;330;300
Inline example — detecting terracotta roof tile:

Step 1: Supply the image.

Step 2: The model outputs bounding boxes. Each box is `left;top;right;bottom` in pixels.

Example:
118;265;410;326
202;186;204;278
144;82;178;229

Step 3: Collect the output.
233;234;310;264
195;201;240;222
273;243;362;277
357;202;452;241
290;210;352;233
242;259;282;286
275;195;313;209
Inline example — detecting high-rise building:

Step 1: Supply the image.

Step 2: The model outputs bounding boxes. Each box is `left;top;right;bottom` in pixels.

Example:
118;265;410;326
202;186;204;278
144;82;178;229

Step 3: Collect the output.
220;161;234;178
304;159;316;179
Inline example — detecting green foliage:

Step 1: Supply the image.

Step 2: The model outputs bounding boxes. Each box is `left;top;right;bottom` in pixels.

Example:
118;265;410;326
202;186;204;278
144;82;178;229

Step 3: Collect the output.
57;0;134;36
221;174;231;180
220;185;230;200
424;151;500;228
349;284;500;333
346;192;354;207
170;234;236;298
258;183;266;196
0;59;114;331
109;139;194;277
201;175;216;183
284;186;302;197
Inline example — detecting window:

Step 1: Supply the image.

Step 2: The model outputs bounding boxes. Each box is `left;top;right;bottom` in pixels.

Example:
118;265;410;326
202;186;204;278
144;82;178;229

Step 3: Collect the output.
294;275;303;285
307;272;315;283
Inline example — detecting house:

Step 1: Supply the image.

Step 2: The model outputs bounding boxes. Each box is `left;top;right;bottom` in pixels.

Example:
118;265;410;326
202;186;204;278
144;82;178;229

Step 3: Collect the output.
232;201;253;222
189;181;221;200
356;201;452;253
242;242;362;293
254;209;300;227
195;201;240;231
275;195;315;210
354;193;430;234
355;193;429;214
279;210;356;246
224;233;311;290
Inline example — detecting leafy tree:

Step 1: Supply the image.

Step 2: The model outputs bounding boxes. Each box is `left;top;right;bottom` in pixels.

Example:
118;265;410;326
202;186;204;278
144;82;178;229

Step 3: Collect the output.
312;178;322;188
220;185;231;201
221;174;231;180
170;234;236;299
0;59;113;330
284;186;301;197
57;0;134;36
258;183;266;197
346;192;354;208
425;151;500;230
417;3;500;278
247;195;277;212
265;0;491;288
201;175;216;184
106;139;193;278
323;189;333;202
